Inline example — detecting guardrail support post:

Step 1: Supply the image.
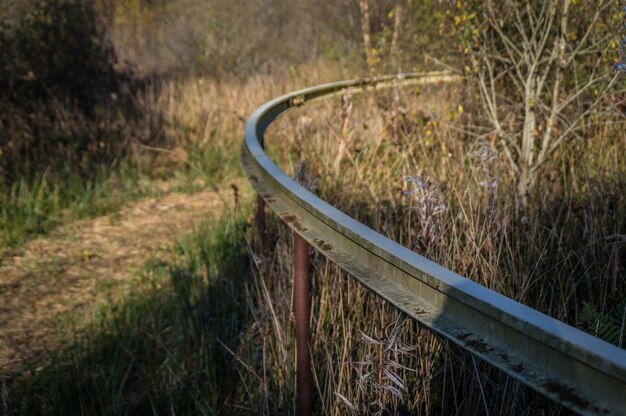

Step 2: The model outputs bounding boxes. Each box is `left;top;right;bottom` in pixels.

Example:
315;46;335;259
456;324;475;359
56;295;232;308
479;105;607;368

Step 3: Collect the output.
293;232;312;416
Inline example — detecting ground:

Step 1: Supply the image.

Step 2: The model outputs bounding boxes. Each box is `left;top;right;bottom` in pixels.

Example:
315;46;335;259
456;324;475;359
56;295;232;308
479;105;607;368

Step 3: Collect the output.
0;183;240;381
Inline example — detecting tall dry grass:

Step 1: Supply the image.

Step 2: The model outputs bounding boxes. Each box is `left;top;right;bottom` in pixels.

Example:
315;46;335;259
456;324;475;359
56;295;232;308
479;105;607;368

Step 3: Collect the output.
132;61;354;183
242;81;626;414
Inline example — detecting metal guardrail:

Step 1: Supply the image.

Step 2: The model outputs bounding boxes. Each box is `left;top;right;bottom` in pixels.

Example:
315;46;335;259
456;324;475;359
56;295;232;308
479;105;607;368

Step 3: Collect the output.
241;73;626;415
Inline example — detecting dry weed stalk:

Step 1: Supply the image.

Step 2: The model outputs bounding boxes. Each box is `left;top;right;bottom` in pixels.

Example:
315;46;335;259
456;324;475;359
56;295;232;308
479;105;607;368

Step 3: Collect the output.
403;175;446;248
333;92;355;172
336;319;416;415
472;141;500;217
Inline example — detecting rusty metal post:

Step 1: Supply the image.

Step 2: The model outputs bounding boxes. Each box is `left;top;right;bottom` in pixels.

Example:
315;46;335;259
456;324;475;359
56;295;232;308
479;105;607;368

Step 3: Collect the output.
293;232;312;416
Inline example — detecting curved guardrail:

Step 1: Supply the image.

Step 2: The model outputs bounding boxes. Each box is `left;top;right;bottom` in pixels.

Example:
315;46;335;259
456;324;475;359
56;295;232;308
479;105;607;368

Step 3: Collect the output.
241;73;626;415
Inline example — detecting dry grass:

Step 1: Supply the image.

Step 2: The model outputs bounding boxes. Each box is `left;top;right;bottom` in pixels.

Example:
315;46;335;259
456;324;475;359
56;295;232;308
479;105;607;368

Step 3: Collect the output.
241;80;626;414
132;61;355;181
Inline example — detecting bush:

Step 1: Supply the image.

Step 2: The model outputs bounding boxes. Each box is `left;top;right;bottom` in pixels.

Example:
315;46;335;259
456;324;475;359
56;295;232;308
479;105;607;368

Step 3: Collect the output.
0;0;136;183
453;0;625;206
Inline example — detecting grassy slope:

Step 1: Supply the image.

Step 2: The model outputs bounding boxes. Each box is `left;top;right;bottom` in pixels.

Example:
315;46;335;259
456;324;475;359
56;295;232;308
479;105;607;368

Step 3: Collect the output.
4;215;253;415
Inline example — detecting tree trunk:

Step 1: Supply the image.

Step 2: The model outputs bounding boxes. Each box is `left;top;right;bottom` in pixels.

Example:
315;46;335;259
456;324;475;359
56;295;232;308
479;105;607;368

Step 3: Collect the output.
359;0;374;76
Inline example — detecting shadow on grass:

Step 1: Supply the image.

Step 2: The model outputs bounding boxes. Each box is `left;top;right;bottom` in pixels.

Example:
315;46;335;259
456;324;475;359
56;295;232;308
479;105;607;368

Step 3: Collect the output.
4;216;257;415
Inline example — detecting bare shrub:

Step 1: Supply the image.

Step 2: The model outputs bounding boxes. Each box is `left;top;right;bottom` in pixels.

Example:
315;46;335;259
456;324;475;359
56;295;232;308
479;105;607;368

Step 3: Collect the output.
456;0;625;206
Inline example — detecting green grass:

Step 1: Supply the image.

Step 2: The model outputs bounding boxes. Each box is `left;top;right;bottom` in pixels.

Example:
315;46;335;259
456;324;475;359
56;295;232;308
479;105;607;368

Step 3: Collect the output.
0;131;244;254
0;162;147;252
166;136;244;194
3;214;253;415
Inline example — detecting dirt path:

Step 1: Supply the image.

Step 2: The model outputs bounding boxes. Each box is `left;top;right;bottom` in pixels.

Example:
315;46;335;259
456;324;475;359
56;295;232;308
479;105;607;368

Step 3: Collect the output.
0;183;240;380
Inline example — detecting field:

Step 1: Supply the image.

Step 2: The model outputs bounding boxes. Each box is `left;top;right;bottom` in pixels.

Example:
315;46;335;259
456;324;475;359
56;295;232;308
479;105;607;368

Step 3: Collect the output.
1;1;625;415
